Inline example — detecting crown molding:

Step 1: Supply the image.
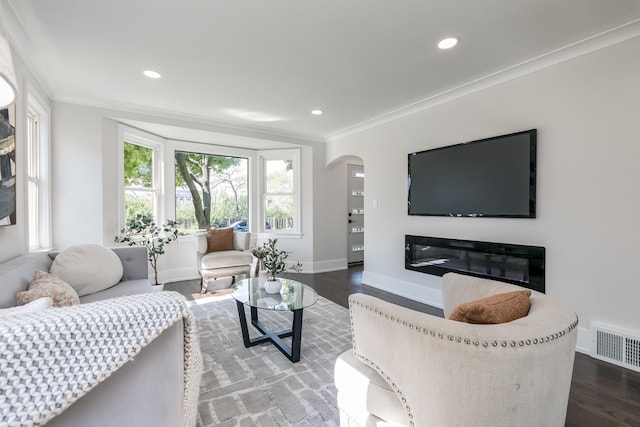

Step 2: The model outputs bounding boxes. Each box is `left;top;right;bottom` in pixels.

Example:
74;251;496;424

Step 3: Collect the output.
326;19;640;142
52;94;326;146
4;0;59;99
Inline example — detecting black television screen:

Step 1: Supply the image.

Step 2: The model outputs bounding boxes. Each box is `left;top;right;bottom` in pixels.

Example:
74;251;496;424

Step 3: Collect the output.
408;129;536;218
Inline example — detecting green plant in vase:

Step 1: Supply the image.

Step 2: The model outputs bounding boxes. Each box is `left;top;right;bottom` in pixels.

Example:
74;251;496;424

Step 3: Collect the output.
114;213;182;285
251;238;302;281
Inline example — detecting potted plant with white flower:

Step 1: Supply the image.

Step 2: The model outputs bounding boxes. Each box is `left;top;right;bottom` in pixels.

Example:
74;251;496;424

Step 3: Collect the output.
251;238;302;293
114;213;181;286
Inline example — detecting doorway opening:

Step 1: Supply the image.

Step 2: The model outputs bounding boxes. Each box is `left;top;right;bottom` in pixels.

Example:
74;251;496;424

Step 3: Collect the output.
347;164;364;265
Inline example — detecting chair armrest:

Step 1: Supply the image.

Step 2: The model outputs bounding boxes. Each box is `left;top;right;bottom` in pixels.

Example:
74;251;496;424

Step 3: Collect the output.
233;232;251;250
348;293;578;426
195;232;208;255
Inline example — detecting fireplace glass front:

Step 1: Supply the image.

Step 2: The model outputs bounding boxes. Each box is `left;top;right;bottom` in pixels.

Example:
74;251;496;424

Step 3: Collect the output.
405;235;545;293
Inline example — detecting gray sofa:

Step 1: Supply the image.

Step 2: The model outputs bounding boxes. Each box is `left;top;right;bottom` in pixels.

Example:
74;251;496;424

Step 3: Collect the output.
0;246;153;308
0;246;201;427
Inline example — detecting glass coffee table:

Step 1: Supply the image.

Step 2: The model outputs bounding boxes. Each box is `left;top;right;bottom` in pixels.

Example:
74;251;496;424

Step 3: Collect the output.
231;277;319;362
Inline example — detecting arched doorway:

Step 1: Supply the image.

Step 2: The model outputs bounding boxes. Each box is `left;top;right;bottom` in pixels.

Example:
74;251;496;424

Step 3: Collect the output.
347;163;364;264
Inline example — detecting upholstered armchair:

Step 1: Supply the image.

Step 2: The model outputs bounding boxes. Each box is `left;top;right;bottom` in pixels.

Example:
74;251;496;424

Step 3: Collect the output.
335;273;579;427
195;230;253;293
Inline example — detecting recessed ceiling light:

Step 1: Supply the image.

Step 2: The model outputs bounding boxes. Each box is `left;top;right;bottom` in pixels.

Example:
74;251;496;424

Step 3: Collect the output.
143;70;162;79
437;37;458;50
311;109;323;115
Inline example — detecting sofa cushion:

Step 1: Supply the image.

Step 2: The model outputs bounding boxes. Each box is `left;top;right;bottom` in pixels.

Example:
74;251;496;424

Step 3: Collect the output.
201;250;253;270
0;297;52;316
17;271;80;307
449;289;532;324
50;245;124;297
206;228;235;253
0;253;53;309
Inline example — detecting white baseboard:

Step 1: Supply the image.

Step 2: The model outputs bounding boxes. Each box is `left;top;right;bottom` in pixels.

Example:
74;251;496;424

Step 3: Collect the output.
302;258;347;274
575;326;591;355
159;267;200;285
361;270;443;309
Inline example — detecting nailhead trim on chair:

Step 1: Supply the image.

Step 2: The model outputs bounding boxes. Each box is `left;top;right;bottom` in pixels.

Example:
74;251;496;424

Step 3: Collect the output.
349;307;416;427
349;299;579;427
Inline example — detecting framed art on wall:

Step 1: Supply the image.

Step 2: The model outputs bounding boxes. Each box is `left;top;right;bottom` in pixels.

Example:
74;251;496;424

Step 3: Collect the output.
0;107;15;226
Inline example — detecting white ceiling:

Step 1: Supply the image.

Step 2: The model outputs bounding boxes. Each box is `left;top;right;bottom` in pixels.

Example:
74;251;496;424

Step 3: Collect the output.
7;0;640;142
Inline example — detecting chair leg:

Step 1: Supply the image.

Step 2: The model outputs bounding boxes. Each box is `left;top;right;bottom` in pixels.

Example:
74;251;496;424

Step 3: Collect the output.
231;275;237;285
200;277;208;294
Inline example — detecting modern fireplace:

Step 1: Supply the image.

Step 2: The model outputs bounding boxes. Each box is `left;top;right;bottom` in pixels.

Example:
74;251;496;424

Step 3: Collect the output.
405;235;545;293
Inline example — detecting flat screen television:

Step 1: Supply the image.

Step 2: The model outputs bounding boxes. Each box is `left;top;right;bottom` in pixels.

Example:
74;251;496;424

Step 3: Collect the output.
408;129;537;218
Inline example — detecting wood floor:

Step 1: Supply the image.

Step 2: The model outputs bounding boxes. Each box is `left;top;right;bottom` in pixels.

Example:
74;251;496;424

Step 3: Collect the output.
284;265;640;427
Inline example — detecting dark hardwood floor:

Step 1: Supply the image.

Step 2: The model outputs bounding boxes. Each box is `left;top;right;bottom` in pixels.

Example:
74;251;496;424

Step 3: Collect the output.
285;265;640;427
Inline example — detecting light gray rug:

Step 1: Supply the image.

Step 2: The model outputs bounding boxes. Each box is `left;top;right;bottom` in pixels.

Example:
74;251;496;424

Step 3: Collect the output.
187;293;352;426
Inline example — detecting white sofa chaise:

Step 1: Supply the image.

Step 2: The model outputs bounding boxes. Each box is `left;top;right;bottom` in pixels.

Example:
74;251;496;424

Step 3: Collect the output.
335;273;579;427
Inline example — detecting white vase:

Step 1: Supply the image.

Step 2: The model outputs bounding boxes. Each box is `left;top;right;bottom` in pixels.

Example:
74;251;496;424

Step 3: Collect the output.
264;279;282;294
151;283;164;291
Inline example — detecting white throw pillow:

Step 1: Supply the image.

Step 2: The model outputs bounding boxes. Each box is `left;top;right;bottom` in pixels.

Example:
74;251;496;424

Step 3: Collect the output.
50;244;124;297
0;297;53;317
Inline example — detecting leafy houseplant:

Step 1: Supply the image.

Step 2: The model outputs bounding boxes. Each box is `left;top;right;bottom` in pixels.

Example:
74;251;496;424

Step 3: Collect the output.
114;214;181;285
251;238;302;281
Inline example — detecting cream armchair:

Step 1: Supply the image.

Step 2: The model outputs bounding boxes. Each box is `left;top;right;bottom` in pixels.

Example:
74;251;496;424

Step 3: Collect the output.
195;231;253;293
335;273;579;427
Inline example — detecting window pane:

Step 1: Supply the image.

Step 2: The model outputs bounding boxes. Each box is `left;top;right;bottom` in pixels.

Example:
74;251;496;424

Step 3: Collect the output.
176;188;198;231
175;151;248;231
27;113;39;178
265;160;293;193
124;142;153;188
265;194;294;231
125;190;154;224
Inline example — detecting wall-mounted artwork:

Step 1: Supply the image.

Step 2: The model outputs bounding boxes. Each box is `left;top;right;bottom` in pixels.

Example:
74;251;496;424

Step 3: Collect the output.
0;108;16;226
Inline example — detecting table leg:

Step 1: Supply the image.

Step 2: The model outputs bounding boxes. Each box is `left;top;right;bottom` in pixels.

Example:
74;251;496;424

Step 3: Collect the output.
236;300;252;347
290;309;304;362
235;303;305;362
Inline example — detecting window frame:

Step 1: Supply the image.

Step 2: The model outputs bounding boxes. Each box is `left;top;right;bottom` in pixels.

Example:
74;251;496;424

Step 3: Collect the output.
257;149;301;236
26;91;52;251
117;126;164;229
118;130;300;237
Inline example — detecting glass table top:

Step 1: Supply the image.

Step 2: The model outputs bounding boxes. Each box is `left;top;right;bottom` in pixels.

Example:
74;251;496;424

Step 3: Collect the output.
231;277;319;311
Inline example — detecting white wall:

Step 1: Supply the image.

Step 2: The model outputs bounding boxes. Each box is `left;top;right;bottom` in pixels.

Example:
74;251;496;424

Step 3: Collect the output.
48;103;345;280
51;103;105;248
327;36;640;353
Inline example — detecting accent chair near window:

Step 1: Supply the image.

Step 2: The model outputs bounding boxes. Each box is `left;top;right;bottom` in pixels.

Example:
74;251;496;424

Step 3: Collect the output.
195;229;252;293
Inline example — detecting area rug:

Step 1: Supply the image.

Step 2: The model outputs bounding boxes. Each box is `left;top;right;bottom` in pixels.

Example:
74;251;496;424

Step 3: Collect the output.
188;293;352;426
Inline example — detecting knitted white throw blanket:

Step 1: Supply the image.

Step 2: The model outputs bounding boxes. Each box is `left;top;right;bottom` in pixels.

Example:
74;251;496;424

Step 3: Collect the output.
0;291;202;427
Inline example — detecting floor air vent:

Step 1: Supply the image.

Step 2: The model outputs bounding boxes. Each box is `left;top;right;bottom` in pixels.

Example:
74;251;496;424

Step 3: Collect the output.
591;322;640;373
